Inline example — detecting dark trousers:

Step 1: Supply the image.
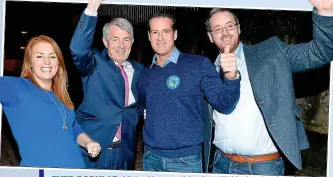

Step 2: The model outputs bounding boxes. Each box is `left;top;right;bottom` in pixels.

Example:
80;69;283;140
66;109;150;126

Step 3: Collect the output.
83;147;134;170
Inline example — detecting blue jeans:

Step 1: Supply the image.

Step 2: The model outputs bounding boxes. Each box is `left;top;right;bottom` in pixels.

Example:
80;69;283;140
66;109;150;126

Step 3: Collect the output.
143;149;203;173
212;149;285;175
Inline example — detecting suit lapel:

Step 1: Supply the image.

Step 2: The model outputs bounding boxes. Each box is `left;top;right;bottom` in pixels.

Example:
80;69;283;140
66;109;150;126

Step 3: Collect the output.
243;44;256;85
103;49;121;73
103;49;139;107
243;43;268;122
103;49;126;106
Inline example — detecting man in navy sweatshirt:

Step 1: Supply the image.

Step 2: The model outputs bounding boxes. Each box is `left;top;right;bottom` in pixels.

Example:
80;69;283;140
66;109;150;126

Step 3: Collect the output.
137;12;241;173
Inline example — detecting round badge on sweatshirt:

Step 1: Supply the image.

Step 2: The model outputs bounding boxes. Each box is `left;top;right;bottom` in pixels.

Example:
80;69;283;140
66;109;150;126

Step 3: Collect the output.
166;75;180;90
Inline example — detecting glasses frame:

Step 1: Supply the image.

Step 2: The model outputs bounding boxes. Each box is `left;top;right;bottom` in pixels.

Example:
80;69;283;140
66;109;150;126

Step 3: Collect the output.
209;22;238;34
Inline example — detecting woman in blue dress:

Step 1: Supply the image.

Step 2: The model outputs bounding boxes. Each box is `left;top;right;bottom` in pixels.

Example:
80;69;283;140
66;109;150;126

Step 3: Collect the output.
0;35;101;168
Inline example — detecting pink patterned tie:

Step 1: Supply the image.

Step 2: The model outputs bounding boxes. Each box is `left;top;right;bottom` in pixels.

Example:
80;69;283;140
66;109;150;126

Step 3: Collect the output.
115;64;129;141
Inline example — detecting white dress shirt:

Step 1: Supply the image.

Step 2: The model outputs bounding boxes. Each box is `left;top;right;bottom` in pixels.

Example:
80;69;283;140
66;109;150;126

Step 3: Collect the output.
213;42;278;155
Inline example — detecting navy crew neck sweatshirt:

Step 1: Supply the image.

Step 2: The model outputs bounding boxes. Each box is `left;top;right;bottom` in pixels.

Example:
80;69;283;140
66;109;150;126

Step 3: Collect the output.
138;52;240;157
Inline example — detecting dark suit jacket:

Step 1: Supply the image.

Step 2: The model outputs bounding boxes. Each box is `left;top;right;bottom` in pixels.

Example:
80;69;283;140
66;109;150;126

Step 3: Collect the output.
204;10;333;171
70;12;143;161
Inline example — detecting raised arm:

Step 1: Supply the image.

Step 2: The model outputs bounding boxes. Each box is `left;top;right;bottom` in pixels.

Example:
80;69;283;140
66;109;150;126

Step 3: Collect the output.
69;0;102;76
0;77;9;105
286;0;333;72
200;58;240;114
0;77;18;106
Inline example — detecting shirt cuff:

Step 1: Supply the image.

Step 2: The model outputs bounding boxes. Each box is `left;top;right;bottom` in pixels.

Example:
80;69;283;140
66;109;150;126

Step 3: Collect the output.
84;8;98;16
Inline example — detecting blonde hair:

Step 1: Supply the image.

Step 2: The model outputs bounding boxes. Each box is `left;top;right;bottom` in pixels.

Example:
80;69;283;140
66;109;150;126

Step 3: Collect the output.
20;35;74;109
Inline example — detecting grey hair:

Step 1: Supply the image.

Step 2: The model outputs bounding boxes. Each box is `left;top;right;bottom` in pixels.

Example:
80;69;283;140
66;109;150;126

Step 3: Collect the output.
205;8;239;32
102;18;134;42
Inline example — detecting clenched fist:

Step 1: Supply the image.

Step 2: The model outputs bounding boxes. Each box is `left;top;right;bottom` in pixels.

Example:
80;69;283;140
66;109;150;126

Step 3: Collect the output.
86;140;101;158
220;45;238;80
87;0;104;12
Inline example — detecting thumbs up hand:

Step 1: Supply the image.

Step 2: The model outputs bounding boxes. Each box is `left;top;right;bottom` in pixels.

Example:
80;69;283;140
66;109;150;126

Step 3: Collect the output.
220;45;238;80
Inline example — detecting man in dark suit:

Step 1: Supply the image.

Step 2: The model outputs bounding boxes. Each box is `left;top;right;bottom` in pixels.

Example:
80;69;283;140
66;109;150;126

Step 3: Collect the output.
70;0;143;170
205;0;333;175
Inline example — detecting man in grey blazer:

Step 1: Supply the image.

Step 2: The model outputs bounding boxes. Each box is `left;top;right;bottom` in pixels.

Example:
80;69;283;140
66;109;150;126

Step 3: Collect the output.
205;0;333;175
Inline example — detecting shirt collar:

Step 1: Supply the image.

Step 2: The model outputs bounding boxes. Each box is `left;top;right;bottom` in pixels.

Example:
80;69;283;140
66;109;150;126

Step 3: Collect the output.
150;47;180;69
214;42;243;67
114;60;131;69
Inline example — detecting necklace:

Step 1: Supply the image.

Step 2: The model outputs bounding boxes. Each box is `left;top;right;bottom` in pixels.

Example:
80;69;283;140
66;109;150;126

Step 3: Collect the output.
43;90;68;131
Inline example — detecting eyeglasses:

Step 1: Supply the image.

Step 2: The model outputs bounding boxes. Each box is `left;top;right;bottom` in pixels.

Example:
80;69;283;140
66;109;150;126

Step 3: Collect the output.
210;22;238;34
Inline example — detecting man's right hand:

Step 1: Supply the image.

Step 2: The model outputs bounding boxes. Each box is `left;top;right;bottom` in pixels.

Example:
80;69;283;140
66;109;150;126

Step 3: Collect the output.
220;45;238;80
87;0;103;12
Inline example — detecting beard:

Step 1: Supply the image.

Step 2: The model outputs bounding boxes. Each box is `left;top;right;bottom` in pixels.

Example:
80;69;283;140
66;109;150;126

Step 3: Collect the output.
219;37;240;53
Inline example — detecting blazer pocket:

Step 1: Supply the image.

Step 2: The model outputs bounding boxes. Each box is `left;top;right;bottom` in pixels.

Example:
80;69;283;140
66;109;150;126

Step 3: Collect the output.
79;116;99;120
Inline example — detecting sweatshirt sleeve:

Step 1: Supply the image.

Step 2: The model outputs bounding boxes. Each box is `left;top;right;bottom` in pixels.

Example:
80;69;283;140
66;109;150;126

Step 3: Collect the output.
0;77;17;106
